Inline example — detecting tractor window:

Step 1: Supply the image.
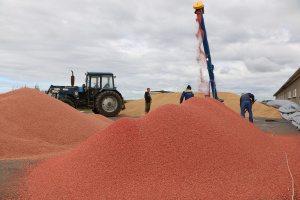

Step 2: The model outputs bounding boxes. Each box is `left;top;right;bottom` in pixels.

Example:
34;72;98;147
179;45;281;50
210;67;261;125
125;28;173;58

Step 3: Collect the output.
86;76;90;88
91;76;100;88
102;75;113;89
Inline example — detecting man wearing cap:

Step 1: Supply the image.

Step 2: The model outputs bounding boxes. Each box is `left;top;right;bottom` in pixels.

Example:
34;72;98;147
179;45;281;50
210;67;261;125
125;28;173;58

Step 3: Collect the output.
240;93;255;123
180;85;194;103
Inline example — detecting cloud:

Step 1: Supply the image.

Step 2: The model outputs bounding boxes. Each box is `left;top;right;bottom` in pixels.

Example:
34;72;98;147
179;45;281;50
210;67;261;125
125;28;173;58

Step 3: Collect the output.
0;0;299;102
218;67;231;74
244;57;282;72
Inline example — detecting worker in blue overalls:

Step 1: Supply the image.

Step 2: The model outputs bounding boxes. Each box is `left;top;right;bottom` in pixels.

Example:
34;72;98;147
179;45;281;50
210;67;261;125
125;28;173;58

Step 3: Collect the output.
240;93;255;122
180;85;194;103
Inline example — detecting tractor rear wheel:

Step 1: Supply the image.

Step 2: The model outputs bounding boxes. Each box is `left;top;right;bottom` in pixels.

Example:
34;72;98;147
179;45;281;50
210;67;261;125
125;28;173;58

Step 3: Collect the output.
92;108;99;114
62;97;76;108
95;91;122;117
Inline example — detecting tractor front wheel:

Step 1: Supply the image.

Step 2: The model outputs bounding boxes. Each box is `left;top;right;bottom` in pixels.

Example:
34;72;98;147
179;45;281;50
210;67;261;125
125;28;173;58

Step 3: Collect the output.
95;91;122;117
62;97;76;108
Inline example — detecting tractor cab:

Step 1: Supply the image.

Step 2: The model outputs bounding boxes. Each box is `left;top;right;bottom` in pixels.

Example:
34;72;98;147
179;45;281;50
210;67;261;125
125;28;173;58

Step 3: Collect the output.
85;72;116;98
86;72;115;90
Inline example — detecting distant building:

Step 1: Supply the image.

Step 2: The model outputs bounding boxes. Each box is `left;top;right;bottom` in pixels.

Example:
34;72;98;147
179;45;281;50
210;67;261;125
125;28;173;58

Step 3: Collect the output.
273;68;300;104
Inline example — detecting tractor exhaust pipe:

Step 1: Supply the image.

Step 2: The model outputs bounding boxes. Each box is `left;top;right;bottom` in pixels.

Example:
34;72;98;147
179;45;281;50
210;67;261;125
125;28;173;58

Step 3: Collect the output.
71;70;75;86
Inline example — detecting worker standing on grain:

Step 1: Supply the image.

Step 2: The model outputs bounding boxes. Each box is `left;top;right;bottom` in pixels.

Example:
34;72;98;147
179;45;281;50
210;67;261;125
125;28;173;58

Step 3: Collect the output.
240;93;255;123
180;85;194;103
145;88;152;114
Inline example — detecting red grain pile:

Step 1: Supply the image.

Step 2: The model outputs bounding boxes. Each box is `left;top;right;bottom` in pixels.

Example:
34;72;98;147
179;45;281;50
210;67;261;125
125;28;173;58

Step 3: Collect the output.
0;88;113;160
273;134;300;199
19;97;296;199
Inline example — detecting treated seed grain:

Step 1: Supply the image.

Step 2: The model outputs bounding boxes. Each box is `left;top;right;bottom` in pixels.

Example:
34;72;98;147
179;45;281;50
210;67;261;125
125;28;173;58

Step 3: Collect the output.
19;97;297;199
0;88;113;160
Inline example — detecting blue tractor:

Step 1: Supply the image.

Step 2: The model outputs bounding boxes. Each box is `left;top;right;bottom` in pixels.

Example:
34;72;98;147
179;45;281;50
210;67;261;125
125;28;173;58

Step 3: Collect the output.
48;71;126;117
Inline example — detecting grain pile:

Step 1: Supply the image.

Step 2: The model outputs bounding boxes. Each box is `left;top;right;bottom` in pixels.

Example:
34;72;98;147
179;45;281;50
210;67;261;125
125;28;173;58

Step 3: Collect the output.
0;88;113;160
273;134;300;200
119;92;281;118
19;97;297;199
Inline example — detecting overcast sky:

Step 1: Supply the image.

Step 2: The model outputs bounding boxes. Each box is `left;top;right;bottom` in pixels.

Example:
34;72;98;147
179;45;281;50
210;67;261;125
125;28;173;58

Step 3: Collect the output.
1;0;299;101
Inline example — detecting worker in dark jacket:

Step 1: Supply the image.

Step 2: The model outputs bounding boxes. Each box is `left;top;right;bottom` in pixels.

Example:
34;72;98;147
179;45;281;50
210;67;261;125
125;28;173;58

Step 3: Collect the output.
180;85;194;103
240;93;255;122
144;88;152;114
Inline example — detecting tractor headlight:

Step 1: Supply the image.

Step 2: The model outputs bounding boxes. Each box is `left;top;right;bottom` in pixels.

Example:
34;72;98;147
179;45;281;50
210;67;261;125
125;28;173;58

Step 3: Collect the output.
75;91;79;96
